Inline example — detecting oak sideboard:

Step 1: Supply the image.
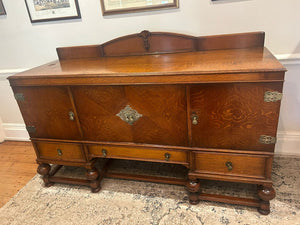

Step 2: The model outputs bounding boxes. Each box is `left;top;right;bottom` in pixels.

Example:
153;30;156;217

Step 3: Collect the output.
8;31;286;215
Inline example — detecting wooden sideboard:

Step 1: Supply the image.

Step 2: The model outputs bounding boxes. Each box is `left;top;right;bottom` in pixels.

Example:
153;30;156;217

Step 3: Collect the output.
8;31;286;215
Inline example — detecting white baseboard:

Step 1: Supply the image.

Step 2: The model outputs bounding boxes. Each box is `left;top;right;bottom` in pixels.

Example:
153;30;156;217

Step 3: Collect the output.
1;123;299;155
2;123;30;141
275;131;300;156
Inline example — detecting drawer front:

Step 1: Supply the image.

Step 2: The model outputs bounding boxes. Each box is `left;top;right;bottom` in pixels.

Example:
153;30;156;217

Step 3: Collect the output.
193;152;270;179
35;142;86;162
88;145;188;164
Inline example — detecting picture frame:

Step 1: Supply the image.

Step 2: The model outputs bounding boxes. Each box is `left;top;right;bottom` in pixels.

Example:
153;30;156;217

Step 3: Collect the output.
0;0;6;15
100;0;179;15
24;0;81;23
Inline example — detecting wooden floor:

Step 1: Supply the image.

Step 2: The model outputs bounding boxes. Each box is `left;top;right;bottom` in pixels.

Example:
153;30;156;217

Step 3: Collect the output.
0;141;36;208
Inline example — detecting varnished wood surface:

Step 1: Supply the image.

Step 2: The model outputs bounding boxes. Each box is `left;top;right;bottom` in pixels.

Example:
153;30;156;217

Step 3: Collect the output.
34;141;86;162
7;31;285;214
10;48;285;80
57;31;265;59
193;152;269;179
72;85;188;146
88;144;188;165
0;141;36;208
190;82;283;151
13;86;81;140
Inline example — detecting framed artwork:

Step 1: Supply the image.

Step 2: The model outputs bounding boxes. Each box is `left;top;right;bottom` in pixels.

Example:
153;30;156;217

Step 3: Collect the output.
100;0;179;15
0;0;6;15
24;0;81;23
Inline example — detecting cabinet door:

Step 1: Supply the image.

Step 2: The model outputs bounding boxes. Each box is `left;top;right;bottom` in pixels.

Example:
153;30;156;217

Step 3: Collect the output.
13;86;81;139
72;85;188;146
190;83;283;151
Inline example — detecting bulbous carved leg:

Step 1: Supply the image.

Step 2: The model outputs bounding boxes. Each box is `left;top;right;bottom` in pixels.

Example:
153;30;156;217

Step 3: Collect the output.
257;185;276;215
37;163;54;187
86;167;101;193
186;179;200;205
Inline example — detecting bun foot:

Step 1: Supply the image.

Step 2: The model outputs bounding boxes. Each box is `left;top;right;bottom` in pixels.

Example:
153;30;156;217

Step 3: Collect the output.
37;163;53;187
258;207;270;215
186;179;200;205
189;193;200;205
86;167;101;193
257;185;275;215
44;182;54;188
91;186;101;193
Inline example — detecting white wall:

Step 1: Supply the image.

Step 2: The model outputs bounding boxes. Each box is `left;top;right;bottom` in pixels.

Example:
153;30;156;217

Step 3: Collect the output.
0;0;299;154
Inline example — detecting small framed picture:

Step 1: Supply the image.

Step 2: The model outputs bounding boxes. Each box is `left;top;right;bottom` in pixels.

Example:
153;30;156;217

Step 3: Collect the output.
24;0;81;23
100;0;179;15
0;0;6;15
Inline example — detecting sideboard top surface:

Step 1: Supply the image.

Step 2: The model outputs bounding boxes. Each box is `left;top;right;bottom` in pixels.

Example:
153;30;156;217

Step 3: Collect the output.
8;31;286;86
10;48;285;79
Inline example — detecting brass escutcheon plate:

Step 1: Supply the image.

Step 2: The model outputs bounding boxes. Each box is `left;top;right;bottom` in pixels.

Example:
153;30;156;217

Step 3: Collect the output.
116;105;143;125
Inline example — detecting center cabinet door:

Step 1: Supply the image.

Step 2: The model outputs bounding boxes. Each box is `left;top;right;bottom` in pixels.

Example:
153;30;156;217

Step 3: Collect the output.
71;85;188;146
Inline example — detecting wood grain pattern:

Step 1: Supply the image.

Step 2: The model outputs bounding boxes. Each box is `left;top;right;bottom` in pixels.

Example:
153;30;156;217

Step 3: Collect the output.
193;152;269;179
72;85;188;146
56;31;265;59
10;48;285;81
13;86;81;140
0;141;36;208
88;144;188;165
7;31;286;214
34;141;86;162
190;82;283;151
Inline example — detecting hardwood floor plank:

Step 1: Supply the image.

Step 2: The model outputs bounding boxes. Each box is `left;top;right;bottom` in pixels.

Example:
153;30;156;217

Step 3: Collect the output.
0;141;36;207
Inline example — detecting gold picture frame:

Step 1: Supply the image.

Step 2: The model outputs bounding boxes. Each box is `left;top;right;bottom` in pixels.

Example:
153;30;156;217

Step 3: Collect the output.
100;0;179;15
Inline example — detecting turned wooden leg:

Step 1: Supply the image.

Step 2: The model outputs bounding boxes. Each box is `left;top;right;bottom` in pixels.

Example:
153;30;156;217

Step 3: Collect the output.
86;167;101;193
186;179;200;205
257;184;276;215
37;163;54;187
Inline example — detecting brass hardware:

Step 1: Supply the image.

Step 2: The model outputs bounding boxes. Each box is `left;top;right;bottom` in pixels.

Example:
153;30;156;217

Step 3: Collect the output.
102;149;107;158
164;153;171;161
14;93;25;101
260;135;276;144
191;114;199;125
69;111;75;121
225;161;233;171
57;149;63;156
116;105;143;125
26;126;36;134
264;91;282;102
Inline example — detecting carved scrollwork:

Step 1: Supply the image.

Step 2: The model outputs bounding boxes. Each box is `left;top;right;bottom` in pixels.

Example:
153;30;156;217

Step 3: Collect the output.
138;30;151;51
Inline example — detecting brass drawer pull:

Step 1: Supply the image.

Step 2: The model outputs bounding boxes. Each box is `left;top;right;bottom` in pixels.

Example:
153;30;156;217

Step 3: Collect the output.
57;149;63;156
69;111;75;121
102;149;107;158
225;161;233;171
191;114;199;125
165;153;171;161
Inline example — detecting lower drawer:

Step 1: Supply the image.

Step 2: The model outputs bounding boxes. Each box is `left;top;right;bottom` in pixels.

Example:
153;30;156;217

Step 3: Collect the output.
34;141;86;162
193;152;271;179
88;145;188;165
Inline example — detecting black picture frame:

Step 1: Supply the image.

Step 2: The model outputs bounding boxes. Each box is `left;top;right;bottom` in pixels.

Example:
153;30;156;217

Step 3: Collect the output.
0;0;6;15
24;0;81;23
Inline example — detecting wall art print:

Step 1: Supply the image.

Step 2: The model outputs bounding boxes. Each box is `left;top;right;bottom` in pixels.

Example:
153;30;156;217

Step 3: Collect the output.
25;0;81;23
